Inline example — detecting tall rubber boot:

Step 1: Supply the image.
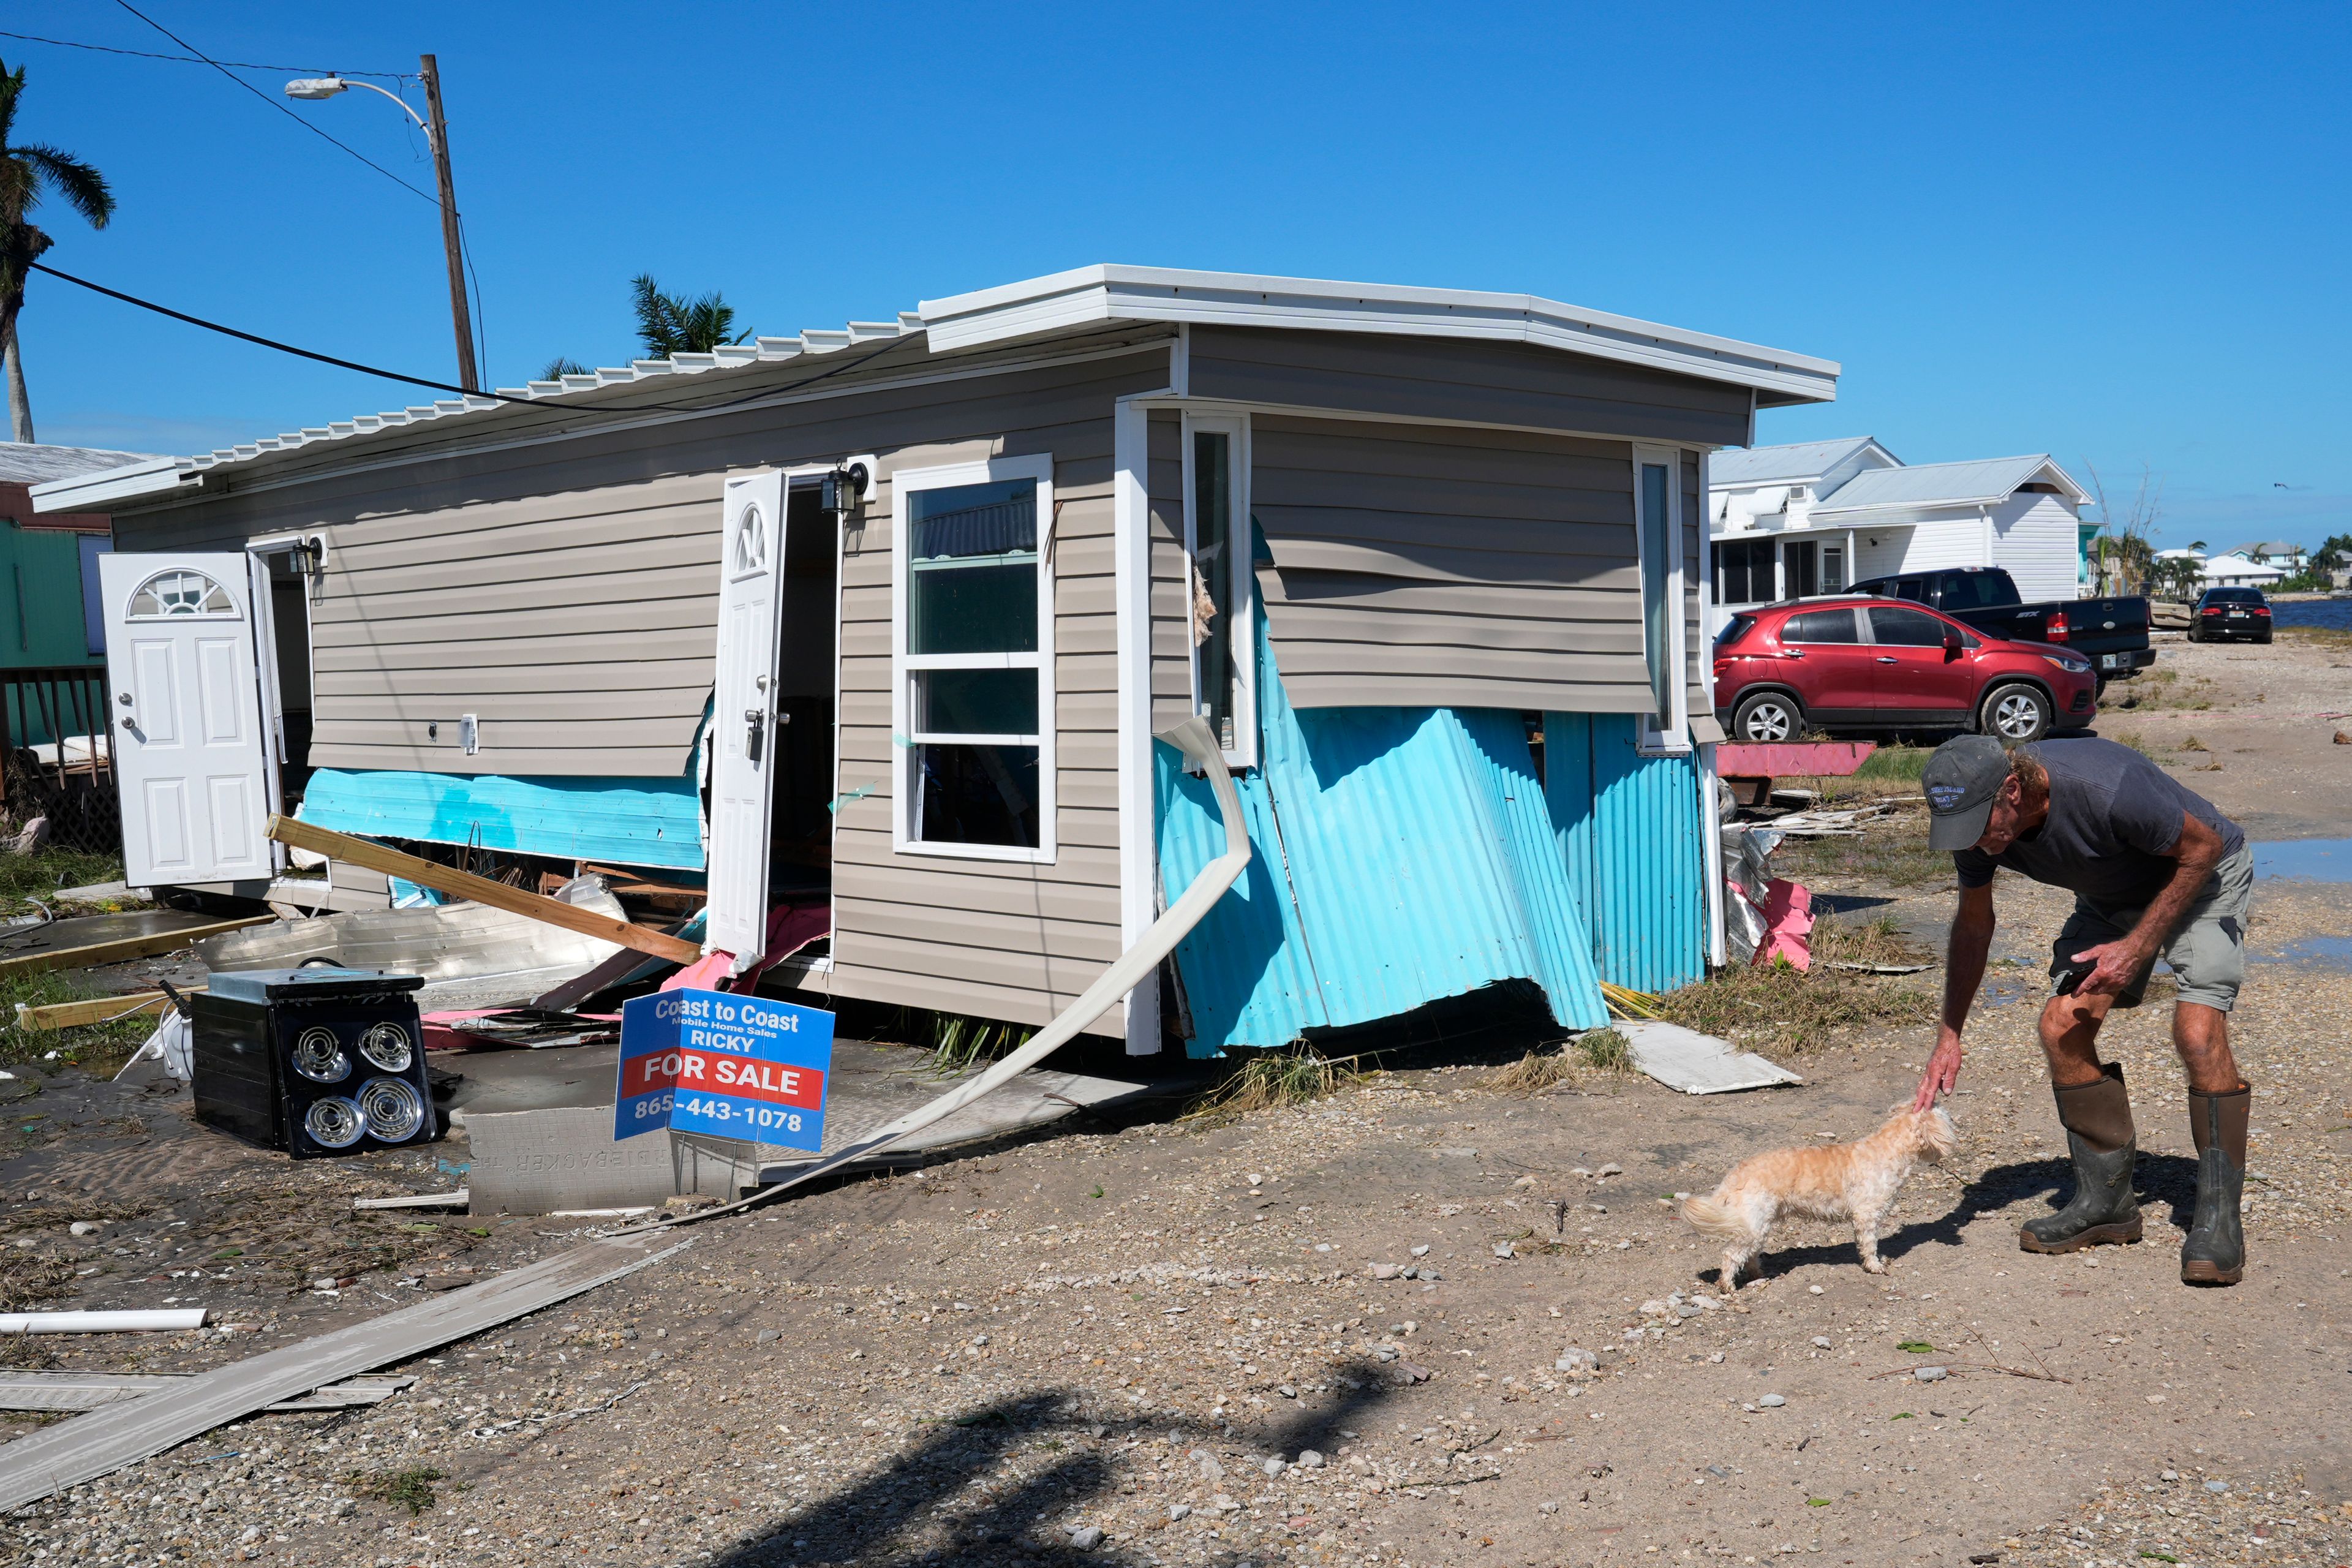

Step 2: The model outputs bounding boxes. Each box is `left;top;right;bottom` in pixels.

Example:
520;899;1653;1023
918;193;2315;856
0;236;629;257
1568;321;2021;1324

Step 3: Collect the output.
2020;1061;2142;1253
2180;1085;2248;1286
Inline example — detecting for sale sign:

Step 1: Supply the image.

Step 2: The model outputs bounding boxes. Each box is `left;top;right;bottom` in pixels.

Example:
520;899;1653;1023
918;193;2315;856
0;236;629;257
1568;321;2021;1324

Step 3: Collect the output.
614;987;834;1152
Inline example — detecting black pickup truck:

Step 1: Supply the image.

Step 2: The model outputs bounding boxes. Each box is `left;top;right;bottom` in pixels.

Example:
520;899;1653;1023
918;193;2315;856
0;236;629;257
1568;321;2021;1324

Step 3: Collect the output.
1849;567;2154;684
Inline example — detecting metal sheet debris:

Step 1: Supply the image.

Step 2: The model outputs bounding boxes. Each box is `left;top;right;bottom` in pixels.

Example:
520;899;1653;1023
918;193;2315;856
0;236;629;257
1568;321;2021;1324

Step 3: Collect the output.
1615;1020;1804;1095
0;1232;690;1510
197;884;630;984
0;1372;413;1414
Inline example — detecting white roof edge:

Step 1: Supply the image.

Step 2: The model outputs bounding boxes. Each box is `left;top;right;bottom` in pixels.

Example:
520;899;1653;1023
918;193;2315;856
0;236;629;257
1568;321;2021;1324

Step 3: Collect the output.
917;264;1841;402
1810;454;2089;516
28;455;192;513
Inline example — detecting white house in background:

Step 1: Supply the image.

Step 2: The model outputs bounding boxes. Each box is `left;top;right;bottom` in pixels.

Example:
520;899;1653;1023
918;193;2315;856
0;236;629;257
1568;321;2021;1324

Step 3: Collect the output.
2198;551;2288;589
2226;540;2305;571
1707;436;2090;631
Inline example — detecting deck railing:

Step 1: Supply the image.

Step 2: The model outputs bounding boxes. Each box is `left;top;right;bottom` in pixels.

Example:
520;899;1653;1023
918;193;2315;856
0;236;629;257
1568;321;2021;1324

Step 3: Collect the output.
0;664;119;854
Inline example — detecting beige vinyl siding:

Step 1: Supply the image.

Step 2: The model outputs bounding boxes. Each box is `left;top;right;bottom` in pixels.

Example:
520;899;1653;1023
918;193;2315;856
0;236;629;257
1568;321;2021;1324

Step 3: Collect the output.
115;335;1176;1039
1186;326;1752;448
1683;450;1708;716
1147;412;1193;731
1247;415;1651;712
114;338;1172;779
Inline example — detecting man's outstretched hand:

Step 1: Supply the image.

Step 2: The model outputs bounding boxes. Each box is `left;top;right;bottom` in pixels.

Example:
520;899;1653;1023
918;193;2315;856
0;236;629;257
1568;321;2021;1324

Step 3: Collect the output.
2068;937;2151;998
1913;1031;1964;1111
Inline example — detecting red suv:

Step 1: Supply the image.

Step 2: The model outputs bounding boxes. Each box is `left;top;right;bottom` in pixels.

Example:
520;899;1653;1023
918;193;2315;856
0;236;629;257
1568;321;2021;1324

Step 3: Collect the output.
1714;597;2098;744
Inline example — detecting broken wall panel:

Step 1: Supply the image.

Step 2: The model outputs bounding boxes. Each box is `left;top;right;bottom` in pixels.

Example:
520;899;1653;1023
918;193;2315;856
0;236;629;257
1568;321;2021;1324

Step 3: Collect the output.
301;767;706;871
1156;625;1607;1055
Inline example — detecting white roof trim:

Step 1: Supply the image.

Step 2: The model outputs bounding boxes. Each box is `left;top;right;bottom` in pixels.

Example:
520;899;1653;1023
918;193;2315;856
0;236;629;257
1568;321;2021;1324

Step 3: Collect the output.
28;312;929;514
1809;456;2090;518
918;265;1840;404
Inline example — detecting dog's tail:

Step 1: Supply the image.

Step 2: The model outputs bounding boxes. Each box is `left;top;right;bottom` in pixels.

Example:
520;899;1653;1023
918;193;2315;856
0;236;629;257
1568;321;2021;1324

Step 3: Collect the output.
1679;1194;1743;1239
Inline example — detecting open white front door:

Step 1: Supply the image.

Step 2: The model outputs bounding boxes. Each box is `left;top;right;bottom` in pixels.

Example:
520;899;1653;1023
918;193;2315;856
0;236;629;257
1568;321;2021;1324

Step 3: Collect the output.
99;554;273;886
706;473;786;966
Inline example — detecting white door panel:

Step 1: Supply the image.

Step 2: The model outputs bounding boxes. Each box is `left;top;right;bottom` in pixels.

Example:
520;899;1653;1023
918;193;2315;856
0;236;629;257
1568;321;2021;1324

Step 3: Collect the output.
706;473;786;965
102;554;273;886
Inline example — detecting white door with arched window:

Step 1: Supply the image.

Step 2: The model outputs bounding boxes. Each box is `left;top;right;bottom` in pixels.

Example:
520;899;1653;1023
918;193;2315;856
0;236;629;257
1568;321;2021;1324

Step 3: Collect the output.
99;554;272;886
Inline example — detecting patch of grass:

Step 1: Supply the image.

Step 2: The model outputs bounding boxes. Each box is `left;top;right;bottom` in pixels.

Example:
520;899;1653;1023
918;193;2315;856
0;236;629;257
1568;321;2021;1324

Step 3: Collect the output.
349;1464;446;1516
870;1005;1035;1074
0;968;156;1074
2280;625;2352;649
1185;1047;1365;1123
2179;734;2209;752
1898;1340;1938;1353
1487;1046;1578;1094
0;848;127;913
1574;1027;1633;1073
0;1254;78;1312
1657;916;1937;1054
1850;745;1931;784
1771;811;1953;889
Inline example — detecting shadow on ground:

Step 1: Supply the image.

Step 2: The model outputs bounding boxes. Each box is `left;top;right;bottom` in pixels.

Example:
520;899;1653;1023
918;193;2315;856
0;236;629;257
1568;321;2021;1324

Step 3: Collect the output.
710;1369;1399;1567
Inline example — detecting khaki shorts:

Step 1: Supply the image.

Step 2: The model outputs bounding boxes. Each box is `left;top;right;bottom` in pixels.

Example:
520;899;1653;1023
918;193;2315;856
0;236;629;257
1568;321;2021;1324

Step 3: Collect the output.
2051;843;2253;1012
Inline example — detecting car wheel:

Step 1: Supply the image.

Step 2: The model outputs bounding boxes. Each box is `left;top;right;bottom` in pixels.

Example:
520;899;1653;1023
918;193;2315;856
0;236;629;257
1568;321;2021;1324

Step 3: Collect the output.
1732;691;1802;743
2256;630;2272;644
1981;682;2051;744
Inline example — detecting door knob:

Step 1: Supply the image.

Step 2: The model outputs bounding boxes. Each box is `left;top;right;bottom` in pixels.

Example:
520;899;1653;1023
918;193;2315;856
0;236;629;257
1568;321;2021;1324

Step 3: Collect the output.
121;717;137;731
117;693;134;707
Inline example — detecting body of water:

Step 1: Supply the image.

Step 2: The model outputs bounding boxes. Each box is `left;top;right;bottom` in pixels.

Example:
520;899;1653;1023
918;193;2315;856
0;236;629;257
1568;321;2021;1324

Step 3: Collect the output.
2270;597;2352;632
2252;837;2352;882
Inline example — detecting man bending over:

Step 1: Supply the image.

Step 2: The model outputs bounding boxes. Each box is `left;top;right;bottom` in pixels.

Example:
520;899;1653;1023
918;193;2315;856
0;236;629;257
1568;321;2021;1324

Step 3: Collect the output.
1912;734;2253;1285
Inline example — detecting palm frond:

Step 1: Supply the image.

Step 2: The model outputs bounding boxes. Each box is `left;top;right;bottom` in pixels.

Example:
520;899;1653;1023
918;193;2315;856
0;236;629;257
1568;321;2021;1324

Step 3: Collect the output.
539;356;590;380
15;145;113;228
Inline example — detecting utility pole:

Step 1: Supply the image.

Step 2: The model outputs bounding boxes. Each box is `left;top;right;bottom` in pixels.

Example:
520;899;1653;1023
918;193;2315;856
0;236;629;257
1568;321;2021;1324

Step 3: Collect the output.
416;55;480;393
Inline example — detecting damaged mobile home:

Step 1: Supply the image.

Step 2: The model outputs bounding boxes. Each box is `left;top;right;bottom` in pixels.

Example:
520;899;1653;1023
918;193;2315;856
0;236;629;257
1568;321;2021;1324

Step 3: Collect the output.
32;266;1839;1055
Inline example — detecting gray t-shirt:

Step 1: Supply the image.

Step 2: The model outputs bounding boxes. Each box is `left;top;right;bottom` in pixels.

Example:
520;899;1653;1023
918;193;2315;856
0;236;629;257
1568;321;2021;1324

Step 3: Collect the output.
1953;737;2245;908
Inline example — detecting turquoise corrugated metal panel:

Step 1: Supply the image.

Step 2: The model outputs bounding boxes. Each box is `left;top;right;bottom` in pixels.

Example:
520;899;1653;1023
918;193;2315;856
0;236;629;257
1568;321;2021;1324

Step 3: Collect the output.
1153;739;1328;1055
1262;662;1606;1032
1545;713;1705;993
1158;622;1606;1054
301;768;706;871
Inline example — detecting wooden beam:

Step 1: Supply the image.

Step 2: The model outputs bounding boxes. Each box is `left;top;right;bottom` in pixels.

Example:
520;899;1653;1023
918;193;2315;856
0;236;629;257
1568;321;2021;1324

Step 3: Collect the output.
14;987;207;1031
265;816;702;966
0;917;270;978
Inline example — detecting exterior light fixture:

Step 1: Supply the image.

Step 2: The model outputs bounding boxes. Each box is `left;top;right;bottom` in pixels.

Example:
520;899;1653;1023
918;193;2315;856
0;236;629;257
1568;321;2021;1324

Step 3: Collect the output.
821;462;869;523
284;77;349;100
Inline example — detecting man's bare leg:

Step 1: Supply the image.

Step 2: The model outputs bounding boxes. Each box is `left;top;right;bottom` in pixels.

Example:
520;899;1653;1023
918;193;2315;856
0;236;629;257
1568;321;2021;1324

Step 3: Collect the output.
2037;988;2117;1087
2173;1003;2241;1094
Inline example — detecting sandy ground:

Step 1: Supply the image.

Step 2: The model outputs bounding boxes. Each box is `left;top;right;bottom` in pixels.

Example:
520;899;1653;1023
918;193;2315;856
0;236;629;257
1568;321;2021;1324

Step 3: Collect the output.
2;638;2347;1568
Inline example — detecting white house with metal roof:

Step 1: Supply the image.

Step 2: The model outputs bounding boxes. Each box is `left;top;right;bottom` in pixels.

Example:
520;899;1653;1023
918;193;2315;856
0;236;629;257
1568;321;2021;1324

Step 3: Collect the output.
1706;437;2090;630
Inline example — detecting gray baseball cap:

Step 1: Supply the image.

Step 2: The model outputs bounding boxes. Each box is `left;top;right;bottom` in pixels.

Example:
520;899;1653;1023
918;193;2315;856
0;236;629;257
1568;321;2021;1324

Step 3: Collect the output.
1921;734;2011;851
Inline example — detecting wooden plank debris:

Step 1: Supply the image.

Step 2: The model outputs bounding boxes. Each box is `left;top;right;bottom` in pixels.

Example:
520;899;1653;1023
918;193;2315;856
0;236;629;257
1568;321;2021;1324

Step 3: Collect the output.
0;1372;414;1414
0;917;267;978
265;815;700;965
14;987;206;1031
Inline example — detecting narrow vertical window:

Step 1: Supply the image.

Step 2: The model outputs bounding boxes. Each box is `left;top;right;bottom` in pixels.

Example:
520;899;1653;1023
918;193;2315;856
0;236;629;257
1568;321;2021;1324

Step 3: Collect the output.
1184;416;1254;764
1640;459;1675;728
1822;542;1846;594
897;463;1054;853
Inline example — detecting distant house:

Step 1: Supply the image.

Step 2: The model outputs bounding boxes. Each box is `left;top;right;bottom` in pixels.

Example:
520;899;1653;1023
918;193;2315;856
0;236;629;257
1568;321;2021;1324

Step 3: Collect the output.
2199;552;2288;589
1707;437;2089;630
2227;540;2305;570
0;443;154;668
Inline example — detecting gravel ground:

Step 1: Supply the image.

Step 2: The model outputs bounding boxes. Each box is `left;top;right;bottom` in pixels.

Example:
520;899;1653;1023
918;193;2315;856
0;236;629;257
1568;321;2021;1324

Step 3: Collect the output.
2;641;2346;1568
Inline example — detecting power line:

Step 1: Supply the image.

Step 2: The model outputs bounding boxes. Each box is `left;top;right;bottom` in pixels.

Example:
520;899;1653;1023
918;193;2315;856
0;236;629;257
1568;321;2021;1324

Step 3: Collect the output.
109;1;439;203
0;27;405;77
28;260;907;421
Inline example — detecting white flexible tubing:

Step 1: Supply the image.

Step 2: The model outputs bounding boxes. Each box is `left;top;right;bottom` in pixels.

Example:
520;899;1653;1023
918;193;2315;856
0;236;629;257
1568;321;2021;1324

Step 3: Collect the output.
0;1310;208;1334
614;717;1248;1236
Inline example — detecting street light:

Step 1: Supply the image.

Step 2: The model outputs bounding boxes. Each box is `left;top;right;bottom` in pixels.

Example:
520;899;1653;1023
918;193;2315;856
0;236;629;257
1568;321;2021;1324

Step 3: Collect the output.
285;56;479;392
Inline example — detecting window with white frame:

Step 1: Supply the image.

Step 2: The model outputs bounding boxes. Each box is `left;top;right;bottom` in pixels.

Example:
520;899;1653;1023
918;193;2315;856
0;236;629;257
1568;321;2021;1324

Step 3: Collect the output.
1634;447;1689;752
894;456;1055;856
1183;414;1254;764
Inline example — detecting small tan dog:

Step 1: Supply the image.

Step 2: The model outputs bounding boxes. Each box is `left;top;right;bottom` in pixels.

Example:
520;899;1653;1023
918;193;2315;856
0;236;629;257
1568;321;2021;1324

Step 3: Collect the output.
1680;1106;1959;1290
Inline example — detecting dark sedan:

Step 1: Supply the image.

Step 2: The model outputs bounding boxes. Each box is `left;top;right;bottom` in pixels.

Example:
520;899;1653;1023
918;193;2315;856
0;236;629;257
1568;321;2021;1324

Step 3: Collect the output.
2188;587;2272;643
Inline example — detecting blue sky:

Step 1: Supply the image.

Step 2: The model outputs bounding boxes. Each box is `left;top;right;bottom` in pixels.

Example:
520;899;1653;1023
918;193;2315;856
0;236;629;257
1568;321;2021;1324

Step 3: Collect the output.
8;1;2346;549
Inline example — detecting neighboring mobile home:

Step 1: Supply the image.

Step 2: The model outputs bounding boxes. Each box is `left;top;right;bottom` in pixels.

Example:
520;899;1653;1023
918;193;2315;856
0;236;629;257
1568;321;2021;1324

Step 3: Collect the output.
34;267;1838;1055
1707;437;2087;631
0;442;156;743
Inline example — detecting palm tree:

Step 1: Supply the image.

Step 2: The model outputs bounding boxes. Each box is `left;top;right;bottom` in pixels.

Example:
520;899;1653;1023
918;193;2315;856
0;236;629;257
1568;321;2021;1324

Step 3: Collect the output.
630;273;748;358
2;56;115;443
